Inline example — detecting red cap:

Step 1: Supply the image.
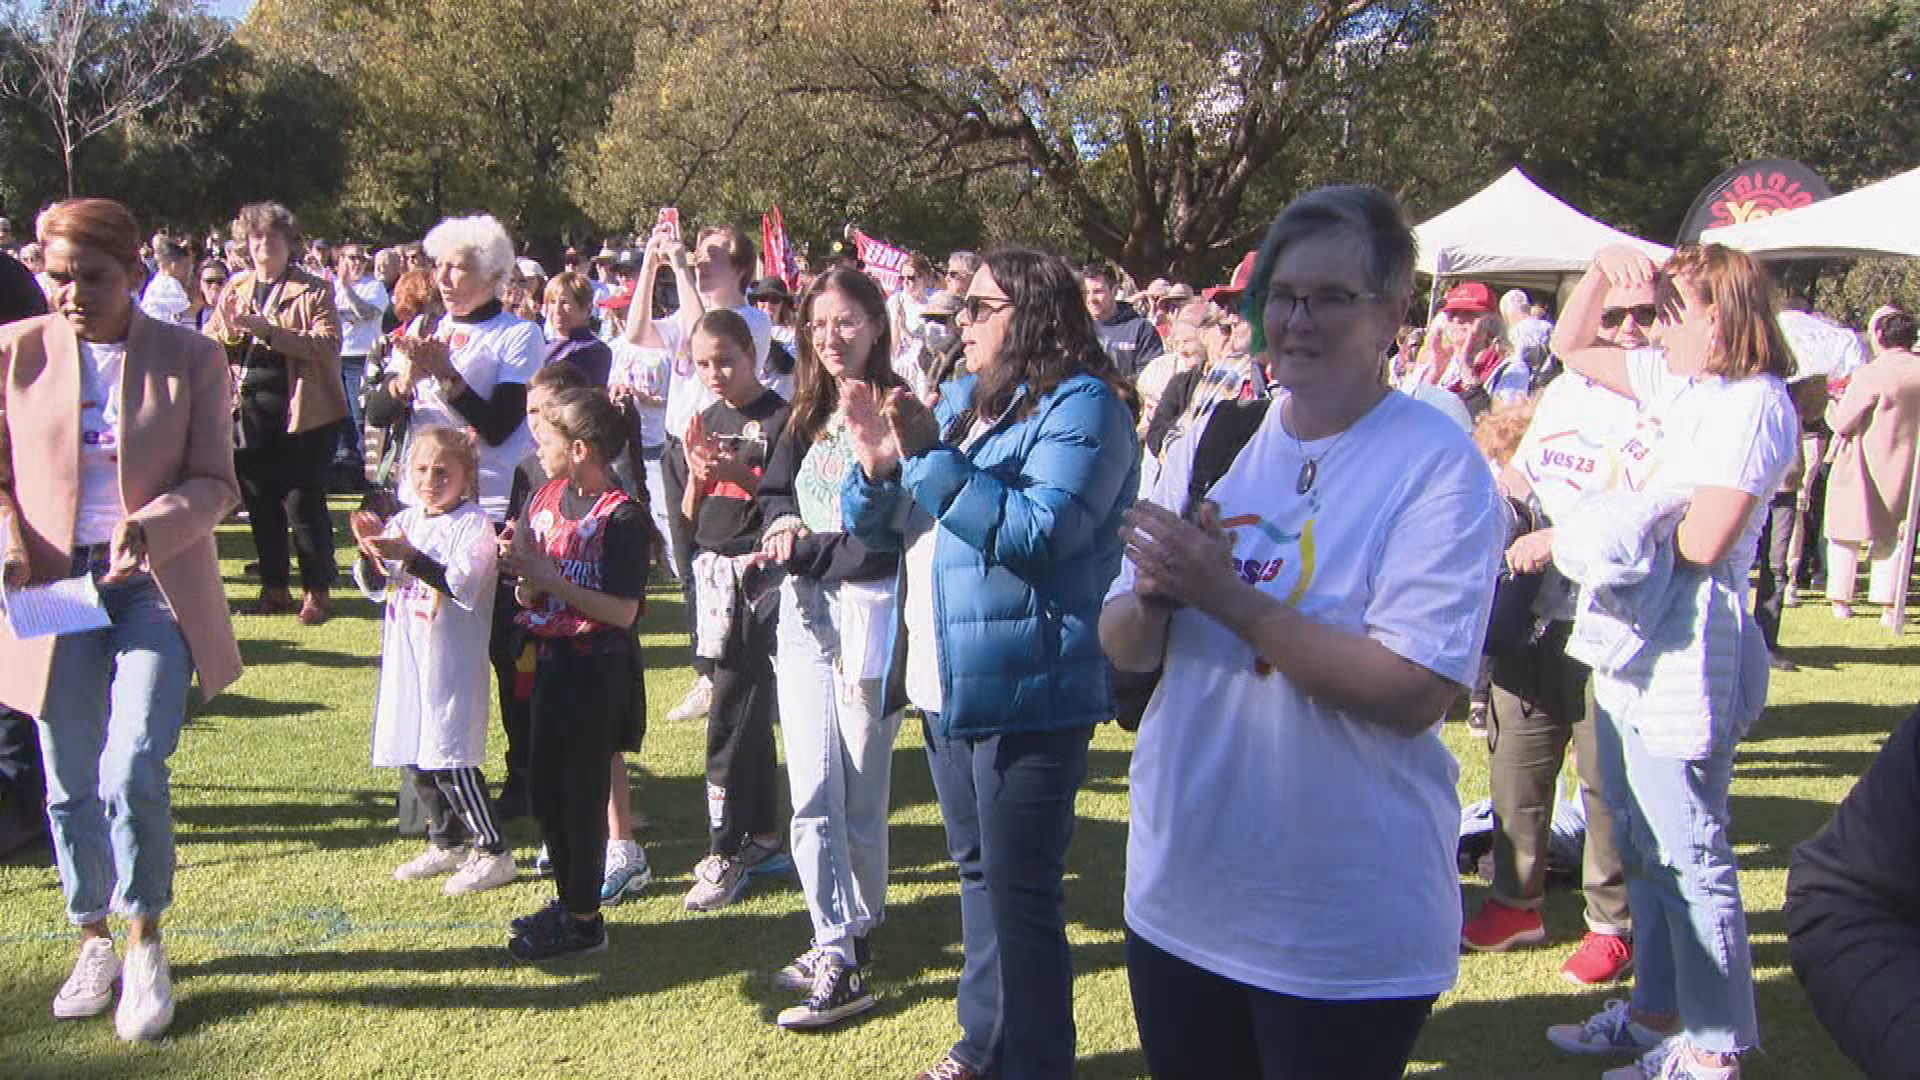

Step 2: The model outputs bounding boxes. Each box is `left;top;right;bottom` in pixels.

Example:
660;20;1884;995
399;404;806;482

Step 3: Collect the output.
597;284;634;311
1202;251;1258;304
1442;282;1495;315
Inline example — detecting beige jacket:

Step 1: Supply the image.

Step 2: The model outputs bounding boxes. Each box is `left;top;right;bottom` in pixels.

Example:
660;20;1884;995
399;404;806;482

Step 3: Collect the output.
1825;351;1920;547
202;264;347;434
0;311;243;715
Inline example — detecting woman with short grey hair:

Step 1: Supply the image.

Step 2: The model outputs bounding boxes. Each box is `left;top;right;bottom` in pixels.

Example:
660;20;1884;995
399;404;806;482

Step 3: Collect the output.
1101;185;1504;1077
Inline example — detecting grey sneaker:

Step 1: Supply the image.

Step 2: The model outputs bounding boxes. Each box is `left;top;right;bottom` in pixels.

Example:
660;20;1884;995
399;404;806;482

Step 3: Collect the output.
601;841;653;905
52;937;120;1019
1548;998;1669;1055
683;853;748;912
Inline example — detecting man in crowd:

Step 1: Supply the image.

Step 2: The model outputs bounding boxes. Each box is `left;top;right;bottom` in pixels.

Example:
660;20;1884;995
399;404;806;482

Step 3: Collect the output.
1083;260;1162;380
333;243;390;489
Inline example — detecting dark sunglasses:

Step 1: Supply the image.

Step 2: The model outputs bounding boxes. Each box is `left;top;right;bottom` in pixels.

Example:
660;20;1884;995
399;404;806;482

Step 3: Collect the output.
1600;304;1659;329
961;295;1013;322
202;276;228;286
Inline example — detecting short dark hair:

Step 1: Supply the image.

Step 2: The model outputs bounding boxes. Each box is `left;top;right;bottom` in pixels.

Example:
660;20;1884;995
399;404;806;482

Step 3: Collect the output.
529;360;591;393
692;308;755;360
233;201;299;247
1875;308;1918;351
1080;260;1121;288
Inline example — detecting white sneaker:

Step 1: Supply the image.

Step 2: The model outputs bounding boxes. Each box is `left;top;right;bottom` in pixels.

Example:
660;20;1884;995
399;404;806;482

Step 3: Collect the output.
601;840;653;904
1602;1036;1741;1080
395;845;468;881
1547;998;1669;1055
114;941;173;1041
52;937;120;1019
666;677;713;723
444;850;518;895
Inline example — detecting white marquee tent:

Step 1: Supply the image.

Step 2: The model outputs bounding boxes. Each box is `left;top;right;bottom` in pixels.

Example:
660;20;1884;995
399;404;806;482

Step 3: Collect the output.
1414;167;1672;282
1700;166;1920;259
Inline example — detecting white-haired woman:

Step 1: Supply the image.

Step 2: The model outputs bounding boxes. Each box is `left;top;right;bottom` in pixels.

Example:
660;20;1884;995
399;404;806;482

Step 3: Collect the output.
364;214;545;811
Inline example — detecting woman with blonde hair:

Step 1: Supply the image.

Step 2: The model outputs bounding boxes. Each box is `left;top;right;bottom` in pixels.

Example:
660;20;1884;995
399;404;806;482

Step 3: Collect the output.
1544;243;1796;1080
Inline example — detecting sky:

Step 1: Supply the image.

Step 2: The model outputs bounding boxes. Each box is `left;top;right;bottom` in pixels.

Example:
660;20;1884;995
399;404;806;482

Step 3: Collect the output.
209;0;253;21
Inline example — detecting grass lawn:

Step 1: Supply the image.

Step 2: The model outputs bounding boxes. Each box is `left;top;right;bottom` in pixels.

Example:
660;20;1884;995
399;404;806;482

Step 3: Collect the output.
0;513;1905;1078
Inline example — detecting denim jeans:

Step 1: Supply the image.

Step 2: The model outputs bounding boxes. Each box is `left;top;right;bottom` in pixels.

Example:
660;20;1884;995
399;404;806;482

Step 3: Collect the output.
777;578;904;948
1126;930;1437;1080
36;567;194;924
641;446;678;584
1593;702;1760;1054
337;356;367;469
922;714;1091;1078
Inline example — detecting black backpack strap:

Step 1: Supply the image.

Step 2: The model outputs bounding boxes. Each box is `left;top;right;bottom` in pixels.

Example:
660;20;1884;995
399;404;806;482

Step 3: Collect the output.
1182;399;1273;517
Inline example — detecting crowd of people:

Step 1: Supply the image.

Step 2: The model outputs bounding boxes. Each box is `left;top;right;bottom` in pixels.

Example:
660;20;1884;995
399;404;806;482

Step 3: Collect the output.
0;184;1917;1080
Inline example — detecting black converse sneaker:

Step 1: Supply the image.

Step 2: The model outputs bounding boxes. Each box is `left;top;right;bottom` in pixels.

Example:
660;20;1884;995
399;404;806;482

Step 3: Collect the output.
775;952;875;1030
774;936;870;991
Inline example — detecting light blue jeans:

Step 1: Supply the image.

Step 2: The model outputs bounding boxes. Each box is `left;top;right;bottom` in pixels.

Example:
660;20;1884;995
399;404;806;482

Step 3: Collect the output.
36;567;193;925
1593;702;1760;1054
775;576;903;948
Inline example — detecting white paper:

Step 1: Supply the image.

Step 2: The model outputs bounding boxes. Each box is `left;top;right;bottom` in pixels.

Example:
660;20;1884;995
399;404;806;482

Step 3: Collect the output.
3;573;112;639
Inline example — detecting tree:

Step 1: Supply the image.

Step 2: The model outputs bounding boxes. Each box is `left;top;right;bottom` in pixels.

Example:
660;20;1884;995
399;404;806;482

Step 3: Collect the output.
574;0;1433;282
0;0;226;194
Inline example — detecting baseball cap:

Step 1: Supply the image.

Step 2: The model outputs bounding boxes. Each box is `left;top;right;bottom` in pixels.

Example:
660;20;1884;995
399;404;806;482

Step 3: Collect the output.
1442;282;1496;315
1202;252;1257;304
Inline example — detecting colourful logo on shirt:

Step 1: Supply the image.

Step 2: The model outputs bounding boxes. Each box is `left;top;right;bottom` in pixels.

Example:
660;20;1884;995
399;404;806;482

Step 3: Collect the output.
1218;514;1316;609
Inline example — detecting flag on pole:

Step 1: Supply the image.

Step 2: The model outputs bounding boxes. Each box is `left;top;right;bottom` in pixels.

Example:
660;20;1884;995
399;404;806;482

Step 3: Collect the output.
849;227;910;292
761;205;799;289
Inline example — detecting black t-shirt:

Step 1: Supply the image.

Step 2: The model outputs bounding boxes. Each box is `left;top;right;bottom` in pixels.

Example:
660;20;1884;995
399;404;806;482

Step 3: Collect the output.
692;389;789;557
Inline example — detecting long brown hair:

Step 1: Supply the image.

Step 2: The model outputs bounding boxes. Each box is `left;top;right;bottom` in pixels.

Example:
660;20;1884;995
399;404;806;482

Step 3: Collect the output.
785;269;903;445
1662;244;1794;380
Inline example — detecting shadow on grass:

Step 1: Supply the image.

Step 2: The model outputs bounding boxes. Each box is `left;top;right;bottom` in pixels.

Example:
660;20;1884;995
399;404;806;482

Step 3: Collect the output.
1735;747;1881;783
1778;641;1920;670
1749;700;1912;743
189;693;328;722
236;637;373;671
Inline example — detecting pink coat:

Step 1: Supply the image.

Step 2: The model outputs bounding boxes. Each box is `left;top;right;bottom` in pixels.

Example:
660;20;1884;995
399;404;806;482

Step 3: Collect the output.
0;310;243;716
1825;351;1920;547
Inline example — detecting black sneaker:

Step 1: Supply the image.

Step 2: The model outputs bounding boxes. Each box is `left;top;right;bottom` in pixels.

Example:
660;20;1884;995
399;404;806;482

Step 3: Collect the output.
509;899;565;937
774;937;870;991
775;953;875;1030
508;913;606;962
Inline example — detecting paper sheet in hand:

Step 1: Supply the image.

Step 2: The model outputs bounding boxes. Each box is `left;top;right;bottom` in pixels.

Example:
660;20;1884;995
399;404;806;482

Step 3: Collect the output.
3;574;112;639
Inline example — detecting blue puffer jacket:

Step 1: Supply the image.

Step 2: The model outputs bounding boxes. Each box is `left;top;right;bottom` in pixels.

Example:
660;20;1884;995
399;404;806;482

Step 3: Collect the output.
843;372;1139;738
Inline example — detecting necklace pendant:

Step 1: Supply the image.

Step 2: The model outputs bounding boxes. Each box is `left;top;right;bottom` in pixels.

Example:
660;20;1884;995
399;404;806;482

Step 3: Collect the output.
1296;459;1317;495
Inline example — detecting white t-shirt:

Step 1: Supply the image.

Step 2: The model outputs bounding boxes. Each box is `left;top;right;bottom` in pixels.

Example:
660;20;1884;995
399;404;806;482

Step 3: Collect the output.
1777;309;1865;383
336;275;391;356
406;309;544;522
1115;391;1503;1001
1618;348;1798;581
138;276;193;328
659;303;775;442
369;501;498;769
609;338;672;448
75;340;128;546
1517;375;1642;525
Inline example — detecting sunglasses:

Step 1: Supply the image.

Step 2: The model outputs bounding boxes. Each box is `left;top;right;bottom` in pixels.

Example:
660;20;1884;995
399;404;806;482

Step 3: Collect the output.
202;277;227;286
961;295;1013;322
1599;304;1659;329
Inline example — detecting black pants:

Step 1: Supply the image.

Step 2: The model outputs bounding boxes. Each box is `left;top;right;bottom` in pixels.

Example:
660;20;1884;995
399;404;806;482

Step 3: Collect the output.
704;590;780;857
234;420;338;591
530;635;631;916
1127;930;1437;1080
0;707;46;855
405;765;503;855
661;436;697;639
1794;459;1829;588
489;581;532;791
1753;490;1797;651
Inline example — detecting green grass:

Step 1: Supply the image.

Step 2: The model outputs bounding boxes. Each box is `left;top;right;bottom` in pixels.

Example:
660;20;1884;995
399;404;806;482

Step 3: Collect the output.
0;514;1905;1078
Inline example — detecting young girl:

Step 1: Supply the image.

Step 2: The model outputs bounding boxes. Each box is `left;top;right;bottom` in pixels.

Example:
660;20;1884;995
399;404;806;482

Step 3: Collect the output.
504;388;649;961
681;309;792;912
353;426;515;896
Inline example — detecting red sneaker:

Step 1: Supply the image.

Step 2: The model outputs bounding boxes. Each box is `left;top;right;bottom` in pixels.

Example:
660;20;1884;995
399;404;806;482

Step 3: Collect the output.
1461;898;1546;951
1559;931;1634;985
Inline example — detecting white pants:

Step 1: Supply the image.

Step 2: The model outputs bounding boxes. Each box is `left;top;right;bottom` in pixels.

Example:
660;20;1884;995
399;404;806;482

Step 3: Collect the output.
1827;539;1901;606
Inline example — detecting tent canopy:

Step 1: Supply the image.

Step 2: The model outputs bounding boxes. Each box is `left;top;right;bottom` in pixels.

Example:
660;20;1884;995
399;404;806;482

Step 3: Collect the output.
1700;167;1920;259
1415;168;1672;281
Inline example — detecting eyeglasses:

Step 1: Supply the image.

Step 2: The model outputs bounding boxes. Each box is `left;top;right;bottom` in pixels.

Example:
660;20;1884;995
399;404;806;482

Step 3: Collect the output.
960;295;1013;322
202;278;227;286
807;316;869;338
1263;287;1378;322
1600;304;1659;329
